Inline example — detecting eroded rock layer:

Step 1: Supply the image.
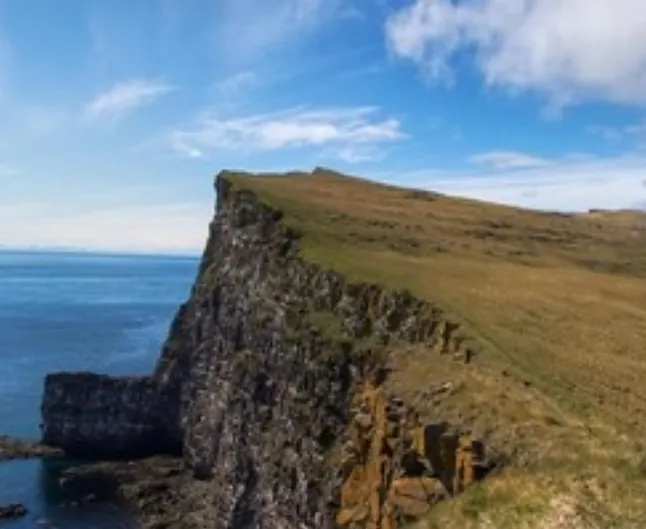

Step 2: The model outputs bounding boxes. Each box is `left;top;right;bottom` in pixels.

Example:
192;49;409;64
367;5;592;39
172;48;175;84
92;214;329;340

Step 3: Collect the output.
338;381;489;529
40;171;488;529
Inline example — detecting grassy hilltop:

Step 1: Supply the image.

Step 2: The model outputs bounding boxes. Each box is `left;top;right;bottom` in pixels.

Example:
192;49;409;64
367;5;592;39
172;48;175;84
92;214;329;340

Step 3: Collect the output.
225;167;646;528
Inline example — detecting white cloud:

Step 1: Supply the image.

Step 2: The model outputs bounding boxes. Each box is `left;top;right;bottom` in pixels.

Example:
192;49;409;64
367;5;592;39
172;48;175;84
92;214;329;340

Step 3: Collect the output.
386;0;646;108
336;145;386;163
169;140;204;159
213;71;256;95
84;79;174;122
0;201;211;255
470;150;551;170
376;153;646;212
169;106;404;160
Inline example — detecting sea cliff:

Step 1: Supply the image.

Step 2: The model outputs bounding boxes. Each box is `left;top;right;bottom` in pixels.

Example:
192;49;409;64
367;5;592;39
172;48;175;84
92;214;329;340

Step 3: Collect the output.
40;170;489;529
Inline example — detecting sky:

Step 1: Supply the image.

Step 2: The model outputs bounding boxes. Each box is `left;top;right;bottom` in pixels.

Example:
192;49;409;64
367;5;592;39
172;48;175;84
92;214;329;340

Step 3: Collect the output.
2;0;646;254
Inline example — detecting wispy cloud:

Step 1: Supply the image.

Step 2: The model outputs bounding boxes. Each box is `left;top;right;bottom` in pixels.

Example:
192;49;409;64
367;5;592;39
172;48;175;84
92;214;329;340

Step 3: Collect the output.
376;153;646;212
213;0;348;63
386;0;646;110
210;71;258;112
213;71;257;96
470;150;551;170
168;106;404;161
334;62;390;82
587;122;646;144
336;145;387;163
84;79;174;123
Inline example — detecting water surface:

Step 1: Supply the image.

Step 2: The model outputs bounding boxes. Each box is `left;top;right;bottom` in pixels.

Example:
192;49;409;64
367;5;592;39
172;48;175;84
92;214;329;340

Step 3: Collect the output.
0;250;198;528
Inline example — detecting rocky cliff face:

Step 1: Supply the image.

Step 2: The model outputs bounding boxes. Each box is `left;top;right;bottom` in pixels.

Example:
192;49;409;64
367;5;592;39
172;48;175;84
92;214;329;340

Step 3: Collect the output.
41;373;179;459
41;171;489;529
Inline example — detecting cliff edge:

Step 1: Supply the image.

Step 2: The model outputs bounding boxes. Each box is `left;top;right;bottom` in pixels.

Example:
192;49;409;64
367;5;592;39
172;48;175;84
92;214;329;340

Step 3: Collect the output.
41;168;646;529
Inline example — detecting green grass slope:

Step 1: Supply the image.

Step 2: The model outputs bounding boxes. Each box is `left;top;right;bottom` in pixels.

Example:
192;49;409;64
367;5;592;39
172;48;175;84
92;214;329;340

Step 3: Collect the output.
224;167;646;528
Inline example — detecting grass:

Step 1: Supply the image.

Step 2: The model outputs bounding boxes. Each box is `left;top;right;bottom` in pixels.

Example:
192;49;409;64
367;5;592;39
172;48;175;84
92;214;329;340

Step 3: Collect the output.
223;167;646;527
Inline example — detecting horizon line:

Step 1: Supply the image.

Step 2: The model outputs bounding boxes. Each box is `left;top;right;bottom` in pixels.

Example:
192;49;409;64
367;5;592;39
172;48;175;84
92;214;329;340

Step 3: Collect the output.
0;246;201;260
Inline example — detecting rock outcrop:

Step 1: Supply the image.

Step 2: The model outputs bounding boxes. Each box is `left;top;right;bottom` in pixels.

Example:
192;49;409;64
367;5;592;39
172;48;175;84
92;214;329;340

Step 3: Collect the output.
337;380;489;529
0;503;27;520
40;170;489;529
0;435;63;461
42;373;179;459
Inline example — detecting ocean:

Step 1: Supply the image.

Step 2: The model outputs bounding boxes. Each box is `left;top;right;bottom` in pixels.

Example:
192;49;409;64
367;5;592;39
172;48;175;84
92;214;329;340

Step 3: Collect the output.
0;250;198;528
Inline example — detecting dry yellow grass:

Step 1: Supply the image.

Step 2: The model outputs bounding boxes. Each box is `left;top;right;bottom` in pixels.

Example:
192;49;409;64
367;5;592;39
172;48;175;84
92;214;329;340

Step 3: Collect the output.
225;167;646;527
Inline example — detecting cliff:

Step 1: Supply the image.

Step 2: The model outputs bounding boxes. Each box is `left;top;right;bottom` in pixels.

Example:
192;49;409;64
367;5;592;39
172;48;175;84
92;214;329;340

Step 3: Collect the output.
41;171;489;528
41;168;646;528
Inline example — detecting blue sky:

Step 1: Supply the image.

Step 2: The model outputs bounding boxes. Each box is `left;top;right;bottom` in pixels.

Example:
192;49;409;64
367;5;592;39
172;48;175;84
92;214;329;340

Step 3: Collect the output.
2;0;646;254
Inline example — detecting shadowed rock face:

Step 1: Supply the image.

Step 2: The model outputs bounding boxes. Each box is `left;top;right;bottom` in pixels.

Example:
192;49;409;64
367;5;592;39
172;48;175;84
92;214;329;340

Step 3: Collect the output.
40;172;487;529
41;373;180;460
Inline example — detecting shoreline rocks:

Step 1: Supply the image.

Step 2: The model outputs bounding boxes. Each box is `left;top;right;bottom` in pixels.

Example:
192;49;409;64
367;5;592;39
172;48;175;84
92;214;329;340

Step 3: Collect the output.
0;503;27;520
57;456;191;528
0;435;63;462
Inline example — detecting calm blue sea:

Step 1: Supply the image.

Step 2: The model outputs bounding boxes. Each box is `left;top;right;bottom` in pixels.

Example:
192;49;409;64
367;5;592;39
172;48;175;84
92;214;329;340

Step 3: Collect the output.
0;250;198;528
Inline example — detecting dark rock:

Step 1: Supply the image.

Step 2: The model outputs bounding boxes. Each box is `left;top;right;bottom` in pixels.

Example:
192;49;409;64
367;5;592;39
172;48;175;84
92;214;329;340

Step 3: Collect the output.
41;373;181;460
0;503;27;520
386;408;402;423
0;435;63;461
400;450;427;477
